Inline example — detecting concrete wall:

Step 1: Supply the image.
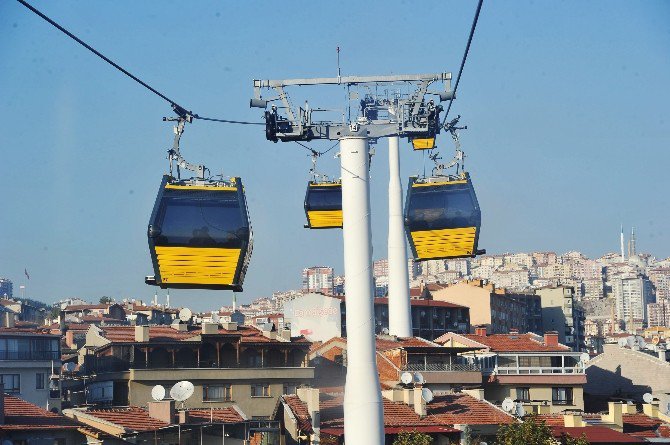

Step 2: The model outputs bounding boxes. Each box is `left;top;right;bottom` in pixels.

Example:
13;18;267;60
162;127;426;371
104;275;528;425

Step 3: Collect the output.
432;282;492;328
484;383;584;414
0;361;61;411
586;344;670;399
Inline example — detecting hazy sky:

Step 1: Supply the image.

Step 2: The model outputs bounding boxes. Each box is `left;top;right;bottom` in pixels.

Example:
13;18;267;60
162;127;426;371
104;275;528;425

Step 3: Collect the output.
1;1;669;312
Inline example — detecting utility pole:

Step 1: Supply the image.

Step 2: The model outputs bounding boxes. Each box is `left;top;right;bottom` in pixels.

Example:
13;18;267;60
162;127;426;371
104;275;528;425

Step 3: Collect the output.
251;71;452;444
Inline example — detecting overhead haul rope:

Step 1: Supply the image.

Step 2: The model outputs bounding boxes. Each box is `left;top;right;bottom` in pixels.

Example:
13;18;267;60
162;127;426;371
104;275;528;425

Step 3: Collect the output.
441;0;484;126
16;0;263;125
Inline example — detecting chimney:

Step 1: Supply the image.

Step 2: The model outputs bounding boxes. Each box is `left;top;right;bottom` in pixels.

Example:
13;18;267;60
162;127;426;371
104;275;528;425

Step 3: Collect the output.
544;331;559;347
602;401;624;428
643;403;659;418
148;400;175;424
413;388;426;417
221;322;238;331
178;410;190;424
474;326;487;337
65;330;76;349
201;323;219;335
563;413;583;427
135;325;149;342
536;404;551;415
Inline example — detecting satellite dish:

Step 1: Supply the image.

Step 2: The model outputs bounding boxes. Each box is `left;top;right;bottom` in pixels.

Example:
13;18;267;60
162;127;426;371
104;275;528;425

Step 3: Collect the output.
63;362;76;372
211;313;221;323
580;353;590;363
515;403;526;417
652;336;661;345
400;372;414;385
413;372;425;385
502;398;515;412
626;336;637;348
618;338;627;347
642;393;654;404
637;337;647;349
421;387;434;404
151;385;166;401
179;308;192;322
170;381;194;402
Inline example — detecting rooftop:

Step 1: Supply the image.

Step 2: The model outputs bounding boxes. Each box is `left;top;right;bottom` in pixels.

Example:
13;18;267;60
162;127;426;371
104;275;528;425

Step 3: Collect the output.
1;394;80;431
438;332;571;353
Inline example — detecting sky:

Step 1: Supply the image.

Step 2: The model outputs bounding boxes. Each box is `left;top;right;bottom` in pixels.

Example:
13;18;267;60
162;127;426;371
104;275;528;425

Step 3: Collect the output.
1;1;669;312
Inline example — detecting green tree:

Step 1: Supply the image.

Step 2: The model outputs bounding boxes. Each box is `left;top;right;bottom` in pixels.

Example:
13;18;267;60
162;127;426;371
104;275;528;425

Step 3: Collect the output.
99;296;114;304
496;415;553;445
559;432;590;445
393;431;433;445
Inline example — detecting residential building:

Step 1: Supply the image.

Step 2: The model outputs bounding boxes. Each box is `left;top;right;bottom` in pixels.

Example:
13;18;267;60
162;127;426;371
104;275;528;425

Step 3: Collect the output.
0;327;61;411
274;387;515;445
650;268;670;303
436;328;587;414
431;280;542;334
301;267;334;294
613;276;654;330
583;277;605;299
283;293;470;342
648;301;670;328
372;259;388;278
0;279;12;298
536;286;586;351
0;392;84;444
61;302;126;323
81;323;313;419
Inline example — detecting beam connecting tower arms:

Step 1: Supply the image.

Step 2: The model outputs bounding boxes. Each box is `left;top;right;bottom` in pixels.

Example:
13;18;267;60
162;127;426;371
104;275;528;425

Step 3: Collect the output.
251;72;453;143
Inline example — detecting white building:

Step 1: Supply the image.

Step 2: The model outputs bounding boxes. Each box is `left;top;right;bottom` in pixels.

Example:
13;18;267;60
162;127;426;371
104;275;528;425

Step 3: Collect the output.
613;276;653;330
302;267;334;295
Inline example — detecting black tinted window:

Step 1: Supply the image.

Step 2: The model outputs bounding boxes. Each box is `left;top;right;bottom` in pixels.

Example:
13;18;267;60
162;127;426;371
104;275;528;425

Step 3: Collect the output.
306;187;342;211
406;183;479;231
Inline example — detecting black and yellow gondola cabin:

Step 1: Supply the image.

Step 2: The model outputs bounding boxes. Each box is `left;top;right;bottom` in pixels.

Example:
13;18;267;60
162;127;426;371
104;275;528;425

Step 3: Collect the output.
304;181;343;229
404;173;482;260
147;175;252;291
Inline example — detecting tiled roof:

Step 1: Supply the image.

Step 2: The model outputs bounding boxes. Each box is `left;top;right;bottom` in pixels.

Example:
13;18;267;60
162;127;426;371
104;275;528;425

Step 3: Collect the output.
373;297;466;309
623;413;665;439
0;327;56;336
1;394;80;430
64;304;111;311
82;406;244;434
283;392;513;437
462;333;570;352
551;426;645;443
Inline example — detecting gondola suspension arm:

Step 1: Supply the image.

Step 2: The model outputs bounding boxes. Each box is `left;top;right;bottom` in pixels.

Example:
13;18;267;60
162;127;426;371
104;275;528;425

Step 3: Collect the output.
164;114;206;180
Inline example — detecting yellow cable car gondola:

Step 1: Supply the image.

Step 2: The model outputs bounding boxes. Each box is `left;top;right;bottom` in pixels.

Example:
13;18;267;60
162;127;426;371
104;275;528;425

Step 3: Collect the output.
404;172;481;260
304;180;343;229
145;113;252;291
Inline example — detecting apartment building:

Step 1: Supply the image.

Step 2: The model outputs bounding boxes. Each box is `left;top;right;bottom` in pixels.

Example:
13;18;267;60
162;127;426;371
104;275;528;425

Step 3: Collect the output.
302;267;334;295
613;276;654;330
0;327;62;411
436;328;586;414
431;280;542;334
647;301;670;328
81;323;313;418
536;286;586;351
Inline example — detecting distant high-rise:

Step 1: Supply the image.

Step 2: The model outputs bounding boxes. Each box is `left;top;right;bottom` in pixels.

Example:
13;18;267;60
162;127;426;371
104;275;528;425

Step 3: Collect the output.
613;275;653;331
628;227;637;258
302;267;334;295
0;278;12;298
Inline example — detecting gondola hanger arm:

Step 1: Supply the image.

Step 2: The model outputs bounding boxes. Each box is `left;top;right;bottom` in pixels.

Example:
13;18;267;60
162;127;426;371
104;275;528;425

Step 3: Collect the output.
164;114;206;179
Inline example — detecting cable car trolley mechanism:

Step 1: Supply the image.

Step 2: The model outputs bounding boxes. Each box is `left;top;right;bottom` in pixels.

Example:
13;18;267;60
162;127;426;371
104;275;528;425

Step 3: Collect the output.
404;117;485;261
145;111;253;291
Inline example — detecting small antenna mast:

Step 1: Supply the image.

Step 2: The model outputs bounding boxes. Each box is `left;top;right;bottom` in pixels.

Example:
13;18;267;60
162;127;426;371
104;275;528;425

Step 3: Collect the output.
337;46;341;83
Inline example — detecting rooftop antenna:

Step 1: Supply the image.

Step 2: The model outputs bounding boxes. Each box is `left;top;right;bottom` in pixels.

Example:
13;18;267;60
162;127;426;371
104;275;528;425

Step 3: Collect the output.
170;381;194;409
336;46;341;83
179;308;192;323
151;385;166;401
501;398;515;413
642;393;655;404
400;372;414;386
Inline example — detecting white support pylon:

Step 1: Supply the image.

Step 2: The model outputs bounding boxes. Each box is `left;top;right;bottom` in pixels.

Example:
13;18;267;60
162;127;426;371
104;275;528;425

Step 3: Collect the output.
340;137;385;445
387;136;413;338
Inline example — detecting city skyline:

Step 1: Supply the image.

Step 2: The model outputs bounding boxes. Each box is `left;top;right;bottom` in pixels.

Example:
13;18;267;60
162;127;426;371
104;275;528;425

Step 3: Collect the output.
2;1;669;311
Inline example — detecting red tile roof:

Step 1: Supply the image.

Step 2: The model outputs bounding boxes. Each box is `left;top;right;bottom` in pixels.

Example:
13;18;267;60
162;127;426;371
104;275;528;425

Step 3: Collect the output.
462;333;570;352
1;394;80;430
623;413;665;439
85;406;244;432
64;304;112;311
374;297;466;309
427;393;516;425
551;426;645;443
0;327;56;336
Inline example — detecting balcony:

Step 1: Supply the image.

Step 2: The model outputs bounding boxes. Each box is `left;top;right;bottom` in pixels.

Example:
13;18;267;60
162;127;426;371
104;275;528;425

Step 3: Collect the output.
401;362;482;384
496;366;585;375
0;351;60;361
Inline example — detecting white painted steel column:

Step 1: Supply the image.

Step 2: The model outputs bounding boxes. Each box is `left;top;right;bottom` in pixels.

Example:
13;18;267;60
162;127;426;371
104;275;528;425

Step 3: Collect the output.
340;137;385;445
387;136;413;338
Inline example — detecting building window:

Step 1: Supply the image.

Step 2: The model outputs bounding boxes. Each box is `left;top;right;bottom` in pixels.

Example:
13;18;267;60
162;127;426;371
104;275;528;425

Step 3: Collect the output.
203;384;232;402
36;372;45;390
0;374;20;393
516;387;530;402
251;383;270;397
283;383;298;395
552;387;573;405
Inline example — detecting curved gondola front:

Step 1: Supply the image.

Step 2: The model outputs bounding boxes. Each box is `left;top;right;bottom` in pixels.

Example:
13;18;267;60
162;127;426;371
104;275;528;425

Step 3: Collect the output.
146;175;253;291
304;181;343;229
404;172;482;261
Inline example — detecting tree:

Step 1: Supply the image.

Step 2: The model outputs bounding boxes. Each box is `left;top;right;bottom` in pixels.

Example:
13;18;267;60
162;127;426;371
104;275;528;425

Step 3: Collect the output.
559;432;590;445
496;415;554;445
393;431;433;445
99;296;114;304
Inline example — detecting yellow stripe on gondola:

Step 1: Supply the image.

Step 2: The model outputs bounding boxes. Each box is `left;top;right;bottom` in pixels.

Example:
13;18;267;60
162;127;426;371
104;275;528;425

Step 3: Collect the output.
412;180;468;187
165;184;237;191
155;246;241;285
410;227;477;259
412;138;436;150
309;182;341;188
307;210;343;228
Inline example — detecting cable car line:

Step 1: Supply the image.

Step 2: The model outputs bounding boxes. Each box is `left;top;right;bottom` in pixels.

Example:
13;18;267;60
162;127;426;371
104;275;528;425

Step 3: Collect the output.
441;0;484;126
15;0;262;126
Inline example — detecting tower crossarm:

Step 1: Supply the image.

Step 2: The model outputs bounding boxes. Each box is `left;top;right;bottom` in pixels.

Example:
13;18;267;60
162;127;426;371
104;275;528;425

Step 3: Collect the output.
251;71;453;142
